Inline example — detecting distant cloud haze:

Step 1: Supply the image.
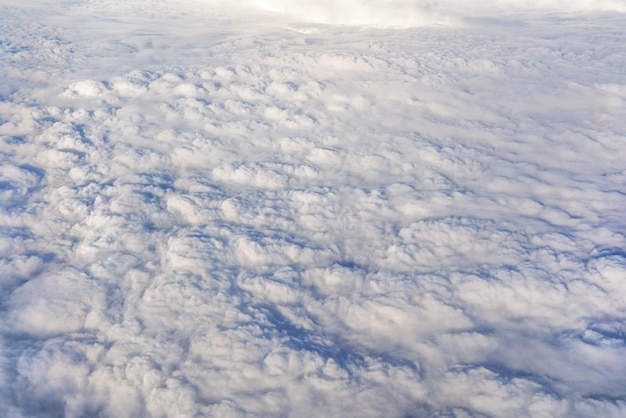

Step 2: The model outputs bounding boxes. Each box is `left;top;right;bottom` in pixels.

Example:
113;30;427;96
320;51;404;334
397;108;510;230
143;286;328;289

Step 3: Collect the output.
202;0;626;26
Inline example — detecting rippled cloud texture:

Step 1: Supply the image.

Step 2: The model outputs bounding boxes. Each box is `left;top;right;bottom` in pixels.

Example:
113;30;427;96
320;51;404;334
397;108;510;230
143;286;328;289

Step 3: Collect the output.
1;0;626;417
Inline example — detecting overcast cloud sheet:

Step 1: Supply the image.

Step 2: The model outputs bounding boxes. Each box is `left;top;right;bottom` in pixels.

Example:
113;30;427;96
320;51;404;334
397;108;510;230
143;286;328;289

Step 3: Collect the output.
1;0;626;417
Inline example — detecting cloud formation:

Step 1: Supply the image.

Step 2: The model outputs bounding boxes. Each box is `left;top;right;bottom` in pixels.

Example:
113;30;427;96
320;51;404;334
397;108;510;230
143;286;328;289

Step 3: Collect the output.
207;0;626;26
1;0;626;417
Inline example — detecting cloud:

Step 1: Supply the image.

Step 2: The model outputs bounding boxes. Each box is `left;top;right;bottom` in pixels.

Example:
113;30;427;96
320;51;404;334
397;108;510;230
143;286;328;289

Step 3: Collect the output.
195;0;626;26
1;0;626;417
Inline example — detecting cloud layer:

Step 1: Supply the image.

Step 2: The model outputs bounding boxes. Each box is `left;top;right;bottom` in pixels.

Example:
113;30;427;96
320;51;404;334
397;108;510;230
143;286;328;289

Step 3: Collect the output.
188;0;626;26
1;0;626;417
249;0;626;25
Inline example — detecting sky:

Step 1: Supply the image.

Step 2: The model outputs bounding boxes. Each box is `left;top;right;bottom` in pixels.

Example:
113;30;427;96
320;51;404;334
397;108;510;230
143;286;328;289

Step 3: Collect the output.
1;0;626;417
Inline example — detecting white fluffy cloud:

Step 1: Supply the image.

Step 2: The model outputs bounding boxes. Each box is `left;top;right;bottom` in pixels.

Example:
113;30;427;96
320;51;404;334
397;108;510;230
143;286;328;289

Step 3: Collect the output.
1;0;626;417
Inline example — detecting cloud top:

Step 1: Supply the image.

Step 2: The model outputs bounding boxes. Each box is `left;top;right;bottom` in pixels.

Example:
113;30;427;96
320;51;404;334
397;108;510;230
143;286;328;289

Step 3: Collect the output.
212;0;626;26
2;0;626;417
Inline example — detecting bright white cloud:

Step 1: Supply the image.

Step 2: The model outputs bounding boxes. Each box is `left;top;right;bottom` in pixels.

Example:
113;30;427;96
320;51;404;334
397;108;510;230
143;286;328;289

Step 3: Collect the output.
189;0;626;26
1;0;626;417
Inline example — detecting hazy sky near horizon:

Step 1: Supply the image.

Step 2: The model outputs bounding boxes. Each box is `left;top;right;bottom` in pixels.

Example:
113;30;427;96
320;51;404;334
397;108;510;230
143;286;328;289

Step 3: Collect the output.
1;0;626;417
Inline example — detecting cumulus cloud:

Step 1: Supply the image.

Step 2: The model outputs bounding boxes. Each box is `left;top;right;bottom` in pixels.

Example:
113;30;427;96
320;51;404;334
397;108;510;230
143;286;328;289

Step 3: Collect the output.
1;0;626;417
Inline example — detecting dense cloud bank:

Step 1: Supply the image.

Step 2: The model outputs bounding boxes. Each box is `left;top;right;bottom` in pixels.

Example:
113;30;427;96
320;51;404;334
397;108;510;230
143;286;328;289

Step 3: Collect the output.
1;0;626;417
250;0;626;25
186;0;626;26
